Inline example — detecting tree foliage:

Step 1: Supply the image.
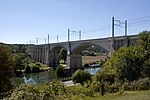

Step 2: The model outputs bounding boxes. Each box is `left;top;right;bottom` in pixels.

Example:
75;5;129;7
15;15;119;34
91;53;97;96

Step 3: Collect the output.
103;31;150;82
59;48;67;63
8;80;95;100
72;69;91;85
11;44;27;54
24;65;31;73
13;53;27;72
0;44;14;94
55;65;65;78
12;44;31;72
32;65;40;73
137;31;150;77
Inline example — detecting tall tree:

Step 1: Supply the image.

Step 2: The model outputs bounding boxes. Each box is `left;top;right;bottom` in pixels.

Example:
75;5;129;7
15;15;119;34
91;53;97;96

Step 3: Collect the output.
137;31;150;77
13;53;26;72
59;48;67;64
103;31;150;82
0;44;14;94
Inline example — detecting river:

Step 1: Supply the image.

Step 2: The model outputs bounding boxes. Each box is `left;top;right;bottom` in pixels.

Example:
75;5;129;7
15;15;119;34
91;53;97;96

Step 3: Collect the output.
12;67;101;86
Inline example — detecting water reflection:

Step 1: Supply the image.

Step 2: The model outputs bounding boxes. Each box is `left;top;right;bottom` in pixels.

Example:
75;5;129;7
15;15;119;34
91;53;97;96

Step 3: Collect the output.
12;67;101;86
85;67;101;75
12;71;55;86
23;76;36;84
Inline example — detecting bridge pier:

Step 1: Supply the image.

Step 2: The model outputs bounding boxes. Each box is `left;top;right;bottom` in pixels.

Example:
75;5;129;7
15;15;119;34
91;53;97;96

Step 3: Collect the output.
67;54;82;74
48;52;60;69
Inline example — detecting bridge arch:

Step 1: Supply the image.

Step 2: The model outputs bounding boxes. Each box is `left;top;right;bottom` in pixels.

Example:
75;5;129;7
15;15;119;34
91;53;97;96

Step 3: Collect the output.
49;45;68;68
71;42;108;54
51;45;68;52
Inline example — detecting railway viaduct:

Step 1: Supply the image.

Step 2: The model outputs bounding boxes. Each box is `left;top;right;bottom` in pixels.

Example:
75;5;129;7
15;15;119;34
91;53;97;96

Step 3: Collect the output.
26;35;137;73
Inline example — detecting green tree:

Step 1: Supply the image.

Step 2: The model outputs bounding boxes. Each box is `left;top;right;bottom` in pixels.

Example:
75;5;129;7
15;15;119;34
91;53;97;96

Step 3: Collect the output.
55;65;65;77
72;69;91;86
25;65;31;73
12;44;27;54
59;48;67;64
103;31;150;82
13;53;26;72
104;46;143;82
32;65;40;73
137;31;150;77
0;44;14;94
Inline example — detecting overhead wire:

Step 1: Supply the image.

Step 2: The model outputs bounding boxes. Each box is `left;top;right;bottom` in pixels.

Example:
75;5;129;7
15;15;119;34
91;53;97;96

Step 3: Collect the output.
128;16;150;21
82;25;111;33
26;16;150;44
128;19;150;27
116;16;150;29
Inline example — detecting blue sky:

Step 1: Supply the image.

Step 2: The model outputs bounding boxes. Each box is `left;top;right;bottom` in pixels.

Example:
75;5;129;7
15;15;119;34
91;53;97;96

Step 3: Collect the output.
0;0;150;44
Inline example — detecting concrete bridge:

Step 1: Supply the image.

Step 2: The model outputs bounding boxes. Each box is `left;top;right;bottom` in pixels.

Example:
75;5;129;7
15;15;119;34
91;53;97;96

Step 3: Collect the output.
26;35;137;73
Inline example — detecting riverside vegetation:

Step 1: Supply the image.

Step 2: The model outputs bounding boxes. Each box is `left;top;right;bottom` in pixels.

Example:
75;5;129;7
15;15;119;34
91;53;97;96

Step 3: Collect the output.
0;31;150;99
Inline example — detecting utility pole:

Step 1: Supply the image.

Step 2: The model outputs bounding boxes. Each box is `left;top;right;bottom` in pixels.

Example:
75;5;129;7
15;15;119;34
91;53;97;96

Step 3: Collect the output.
112;17;114;39
124;20;128;46
125;20;127;37
30;40;31;44
57;35;58;43
48;34;49;44
68;29;70;42
45;38;46;44
36;37;38;45
112;17;115;50
79;30;81;40
67;28;71;55
110;17;115;57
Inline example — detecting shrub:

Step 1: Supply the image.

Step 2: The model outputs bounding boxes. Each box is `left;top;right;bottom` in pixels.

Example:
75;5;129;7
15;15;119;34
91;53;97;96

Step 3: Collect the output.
24;65;31;73
32;65;40;73
55;65;65;78
136;78;150;90
72;69;91;86
129;77;150;91
35;63;41;67
108;82;120;93
8;80;95;100
90;81;101;92
93;70;115;84
84;64;90;68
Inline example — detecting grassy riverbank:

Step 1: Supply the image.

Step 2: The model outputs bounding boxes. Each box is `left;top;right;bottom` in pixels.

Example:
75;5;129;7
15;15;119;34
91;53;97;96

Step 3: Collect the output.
73;90;150;100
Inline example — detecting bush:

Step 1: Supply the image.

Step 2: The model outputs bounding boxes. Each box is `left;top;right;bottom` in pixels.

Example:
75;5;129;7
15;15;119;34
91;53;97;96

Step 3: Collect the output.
35;63;41;67
84;64;90;68
67;84;94;97
108;82;120;93
72;69;91;86
90;81;101;92
24;65;31;73
32;65;40;73
126;78;150;91
93;70;115;84
8;80;95;100
55;65;65;78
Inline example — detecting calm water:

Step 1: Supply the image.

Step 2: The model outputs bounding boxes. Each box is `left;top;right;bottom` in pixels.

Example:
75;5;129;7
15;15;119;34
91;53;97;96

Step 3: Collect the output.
85;67;101;75
11;71;56;86
12;67;101;86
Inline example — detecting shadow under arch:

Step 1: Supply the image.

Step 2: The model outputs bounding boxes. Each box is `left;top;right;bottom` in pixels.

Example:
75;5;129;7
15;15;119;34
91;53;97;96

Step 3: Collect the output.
49;45;68;68
71;42;108;54
51;45;68;53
